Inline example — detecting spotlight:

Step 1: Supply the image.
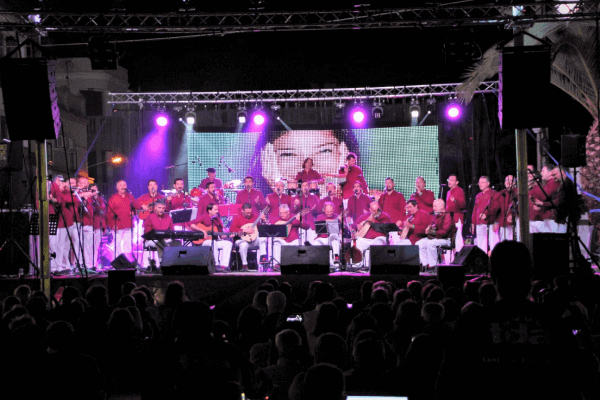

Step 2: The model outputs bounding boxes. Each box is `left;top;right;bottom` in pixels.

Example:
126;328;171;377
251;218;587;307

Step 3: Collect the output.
271;104;281;119
445;101;462;120
110;155;124;165
253;113;265;125
237;105;247;124
409;98;420;118
372;101;383;119
156;115;168;127
352;110;365;123
185;111;196;125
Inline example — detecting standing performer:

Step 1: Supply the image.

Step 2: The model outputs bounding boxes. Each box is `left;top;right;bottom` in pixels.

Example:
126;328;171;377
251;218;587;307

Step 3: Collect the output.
137;180;165;217
199;167;223;189
318;183;343;215
143;199;174;264
293;181;320;243
395;199;430;246
236;176;267;215
89;184;106;270
107;180;142;259
229;203;268;272
64;178;82;269
378;177;406;243
340;153;369;203
272;204;309;272
198;182;226;216
295;157;324;184
550;166;574;234
531;164;561;233
470;176;499;254
410;177;435;214
266;181;292;224
494;175;518;241
348;181;372;223
416;199;453;269
446;174;466;251
311;202;342;267
189;203;233;271
49;175;67;274
166;178;191;230
77;176;96;270
353;202;391;270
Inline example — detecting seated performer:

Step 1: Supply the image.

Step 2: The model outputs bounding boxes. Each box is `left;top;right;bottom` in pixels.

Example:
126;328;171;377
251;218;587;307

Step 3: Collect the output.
166;178;191;230
198;181;226;216
311;202;342;267
293;181;319;243
143;199;174;266
273;204;309;272
199;167;223;189
229;203;267;272
410;176;435;214
354;202;391;270
416;199;453;269
189;203;233;271
266;180;292;224
394;199;430;245
318;183;343;215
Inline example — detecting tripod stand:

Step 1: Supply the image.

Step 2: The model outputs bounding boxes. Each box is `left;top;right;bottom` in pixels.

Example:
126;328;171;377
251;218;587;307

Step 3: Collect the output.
0;167;38;276
258;225;288;272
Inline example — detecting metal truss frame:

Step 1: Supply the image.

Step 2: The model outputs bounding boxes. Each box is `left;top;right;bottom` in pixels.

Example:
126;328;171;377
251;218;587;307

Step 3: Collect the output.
0;2;598;33
108;81;497;105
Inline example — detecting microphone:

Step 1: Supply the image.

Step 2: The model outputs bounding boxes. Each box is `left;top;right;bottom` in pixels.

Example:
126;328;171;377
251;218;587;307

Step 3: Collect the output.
228;167;234;173
152;188;156;194
124;188;130;193
198;157;202;166
353;189;359;194
73;190;88;213
219;156;224;164
328;190;333;196
440;184;447;186
211;214;218;219
165;165;175;169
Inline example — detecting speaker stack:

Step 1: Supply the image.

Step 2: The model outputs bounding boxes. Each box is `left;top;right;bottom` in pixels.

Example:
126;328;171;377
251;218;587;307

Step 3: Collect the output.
280;246;330;274
160;246;215;275
369;245;421;275
437;245;489;286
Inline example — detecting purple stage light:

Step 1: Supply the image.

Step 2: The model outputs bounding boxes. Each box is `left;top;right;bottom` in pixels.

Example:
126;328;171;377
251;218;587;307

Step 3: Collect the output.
352;110;365;123
156;115;168;127
446;104;461;120
253;113;265;125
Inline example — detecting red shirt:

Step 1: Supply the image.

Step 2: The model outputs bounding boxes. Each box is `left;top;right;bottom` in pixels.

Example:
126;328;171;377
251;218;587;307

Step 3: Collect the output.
273;216;307;243
343;165;369;200
81;196;95;226
295;169;322;183
230;211;261;235
410;189;435;214
49;181;61;216
430;212;453;239
446;186;466;223
137;192;165;206
348;194;372;222
315;213;339;239
236;188;267;214
318;195;343;216
199;177;223;189
92;198;107;230
293;193;320;229
266;193;292;224
378;190;406;224
197;192;226;216
143;212;174;234
167;193;191;211
471;189;498;225
539;179;561;220
58;190;78;228
190;213;224;234
495;188;517;228
107;193;141;230
354;212;392;240
405;210;431;245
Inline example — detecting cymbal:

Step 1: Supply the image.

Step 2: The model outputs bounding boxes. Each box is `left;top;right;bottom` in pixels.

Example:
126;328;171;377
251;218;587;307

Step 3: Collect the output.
226;179;242;188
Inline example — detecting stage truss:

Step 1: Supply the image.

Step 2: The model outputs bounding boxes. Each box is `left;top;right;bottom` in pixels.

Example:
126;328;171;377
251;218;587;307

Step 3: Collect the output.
0;2;597;33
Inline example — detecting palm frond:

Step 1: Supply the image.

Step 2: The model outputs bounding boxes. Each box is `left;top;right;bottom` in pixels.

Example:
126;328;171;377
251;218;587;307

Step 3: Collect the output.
457;46;500;104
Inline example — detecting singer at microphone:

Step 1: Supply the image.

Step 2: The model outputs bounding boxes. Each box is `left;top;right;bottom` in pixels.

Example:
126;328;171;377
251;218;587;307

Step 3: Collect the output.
199;167;223;190
137;179;166;216
348;181;371;221
235;176;266;216
317;182;343;215
198;181;225;216
266;181;291;223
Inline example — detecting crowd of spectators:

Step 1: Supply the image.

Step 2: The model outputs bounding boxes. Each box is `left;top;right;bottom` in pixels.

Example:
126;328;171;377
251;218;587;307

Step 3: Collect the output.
1;241;600;400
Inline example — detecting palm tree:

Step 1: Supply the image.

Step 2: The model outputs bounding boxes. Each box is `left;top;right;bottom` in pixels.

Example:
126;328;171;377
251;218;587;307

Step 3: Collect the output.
458;21;600;252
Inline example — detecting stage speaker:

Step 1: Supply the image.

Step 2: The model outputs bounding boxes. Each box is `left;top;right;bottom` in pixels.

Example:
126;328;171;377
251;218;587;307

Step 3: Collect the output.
0;58;61;141
89;37;118;70
108;269;136;306
561;134;586;168
450;245;489;274
281;246;330;274
110;253;138;270
161;246;215;275
370;245;420;275
499;45;551;129
532;233;570;279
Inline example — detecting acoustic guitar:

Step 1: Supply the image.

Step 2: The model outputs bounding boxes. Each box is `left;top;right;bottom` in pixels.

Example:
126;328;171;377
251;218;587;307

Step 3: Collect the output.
192;223;235;245
239;206;270;243
400;214;415;240
138;195;163;220
274;208;311;238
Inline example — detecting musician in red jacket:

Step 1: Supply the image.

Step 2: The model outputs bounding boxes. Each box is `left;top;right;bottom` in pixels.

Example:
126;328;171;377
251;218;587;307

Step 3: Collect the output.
341;153;369;202
229;203;267;272
189;203;233;270
446;174;466;252
378;177;406;243
311;202;341;267
354;202;391;270
236;176;267;215
89;184;106;270
494;175;518;241
266;181;292;224
318;183;343;215
531;164;561;233
293;181;320;244
49;176;70;273
470;176;500;254
410;176;435;214
107;180;142;259
348;181;372;223
198;182;227;216
143;199;175;265
395;199;431;245
166;178;192;230
416;199;453;268
272;204;309;271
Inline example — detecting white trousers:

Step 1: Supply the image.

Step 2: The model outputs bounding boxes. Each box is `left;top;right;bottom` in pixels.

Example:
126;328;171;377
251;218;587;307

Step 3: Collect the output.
68;224;81;267
475;224;499;254
499;226;514;242
299;228;316;244
235;237;267;265
49;229;59;271
311;234;341;266
81;225;95;269
529;220;545;233
454;221;464;252
93;229;102;268
273;238;300;265
356;236;387;267
54;227;69;270
202;239;232;267
416;237;450;267
116;228;133;257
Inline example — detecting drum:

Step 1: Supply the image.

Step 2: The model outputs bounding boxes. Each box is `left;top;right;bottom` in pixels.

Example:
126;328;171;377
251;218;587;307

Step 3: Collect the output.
190;187;203;197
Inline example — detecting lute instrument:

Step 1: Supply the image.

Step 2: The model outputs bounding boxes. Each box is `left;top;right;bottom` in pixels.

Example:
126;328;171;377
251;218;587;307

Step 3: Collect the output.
238;206;270;243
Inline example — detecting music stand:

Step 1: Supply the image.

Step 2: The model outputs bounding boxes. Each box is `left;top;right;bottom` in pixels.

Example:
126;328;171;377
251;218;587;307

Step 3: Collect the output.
170;209;193;225
371;223;400;245
315;221;340;236
258;225;288;271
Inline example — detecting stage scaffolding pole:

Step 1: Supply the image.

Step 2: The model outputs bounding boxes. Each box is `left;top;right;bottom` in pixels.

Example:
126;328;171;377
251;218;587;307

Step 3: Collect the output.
36;141;50;299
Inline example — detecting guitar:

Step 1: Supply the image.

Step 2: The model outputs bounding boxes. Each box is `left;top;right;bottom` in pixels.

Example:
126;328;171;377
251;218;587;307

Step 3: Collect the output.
138;195;162;220
356;212;381;238
192;223;235;245
274;208;311;238
239;206;270;243
400;214;415;240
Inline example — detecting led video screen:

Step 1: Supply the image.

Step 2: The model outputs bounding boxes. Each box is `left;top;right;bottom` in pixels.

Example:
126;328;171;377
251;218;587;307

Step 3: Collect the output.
188;127;439;200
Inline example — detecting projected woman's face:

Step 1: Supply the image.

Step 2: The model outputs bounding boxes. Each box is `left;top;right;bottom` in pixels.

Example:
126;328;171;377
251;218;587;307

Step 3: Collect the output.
260;130;349;188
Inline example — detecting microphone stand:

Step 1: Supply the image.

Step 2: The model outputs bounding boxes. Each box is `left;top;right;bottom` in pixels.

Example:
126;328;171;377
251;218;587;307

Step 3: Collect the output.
67;188;86;277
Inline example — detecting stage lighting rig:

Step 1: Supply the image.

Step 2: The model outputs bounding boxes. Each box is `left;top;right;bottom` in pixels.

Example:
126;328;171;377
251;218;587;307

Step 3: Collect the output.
409;98;420;118
185;105;196;125
335;102;345;120
237;105;247;124
372;101;383;119
271;104;281;119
